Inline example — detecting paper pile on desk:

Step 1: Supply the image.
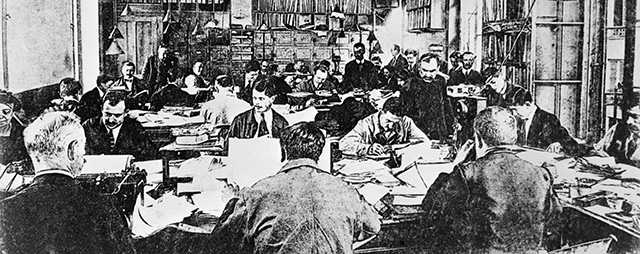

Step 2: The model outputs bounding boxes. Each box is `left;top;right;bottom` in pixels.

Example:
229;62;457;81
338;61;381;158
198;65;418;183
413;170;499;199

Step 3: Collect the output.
226;138;284;188
131;194;197;238
392;162;455;206
82;155;133;175
133;160;163;183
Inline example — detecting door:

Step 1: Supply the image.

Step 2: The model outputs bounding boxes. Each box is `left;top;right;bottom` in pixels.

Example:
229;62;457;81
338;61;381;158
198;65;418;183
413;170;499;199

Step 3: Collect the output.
116;16;163;76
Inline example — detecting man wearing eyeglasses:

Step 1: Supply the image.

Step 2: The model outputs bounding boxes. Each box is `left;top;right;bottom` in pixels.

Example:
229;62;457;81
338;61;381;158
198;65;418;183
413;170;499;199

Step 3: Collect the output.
82;90;159;161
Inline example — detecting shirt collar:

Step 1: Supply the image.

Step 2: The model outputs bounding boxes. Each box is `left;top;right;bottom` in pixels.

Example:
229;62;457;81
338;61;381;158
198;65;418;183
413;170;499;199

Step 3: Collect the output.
525;106;538;120
35;169;74;178
279;158;321;173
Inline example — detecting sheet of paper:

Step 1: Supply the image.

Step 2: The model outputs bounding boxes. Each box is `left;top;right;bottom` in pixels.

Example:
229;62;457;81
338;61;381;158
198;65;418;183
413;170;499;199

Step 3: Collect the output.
358;183;390;205
339;160;389;176
81;155;133;175
516;149;559;166
395;163;455;191
227;137;284;188
191;191;228;217
392;195;425;206
131;194;196;238
390;185;426;196
133;159;163;174
396;143;439;170
280;107;318;125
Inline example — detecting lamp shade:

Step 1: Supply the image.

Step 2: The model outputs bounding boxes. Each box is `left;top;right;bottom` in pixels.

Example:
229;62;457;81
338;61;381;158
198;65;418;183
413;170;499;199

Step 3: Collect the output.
106;40;125;55
163;10;175;23
367;31;377;42
330;4;345;20
192;21;205;36
371;41;383;54
108;27;124;40
338;30;346;38
120;4;134;16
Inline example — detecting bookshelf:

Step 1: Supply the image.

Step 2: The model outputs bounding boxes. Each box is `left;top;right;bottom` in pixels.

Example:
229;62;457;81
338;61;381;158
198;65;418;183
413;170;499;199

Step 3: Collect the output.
251;0;373;28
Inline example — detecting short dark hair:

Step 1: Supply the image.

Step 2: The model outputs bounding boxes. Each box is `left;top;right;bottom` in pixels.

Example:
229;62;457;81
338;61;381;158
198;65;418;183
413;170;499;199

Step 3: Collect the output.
449;51;462;59
505;87;533;106
371;56;382;62
419;53;440;65
404;48;419;57
313;65;329;74
354;42;365;50
59;78;82;97
245;60;261;73
216;75;234;88
167;68;183;83
102;90;129;108
462;51;475;58
122;61;136;68
474;106;517;146
319;60;331;69
392;44;401;52
382;97;404;117
280;122;325;161
96;74;115;86
253;76;278;97
0;90;21;111
482;67;499;80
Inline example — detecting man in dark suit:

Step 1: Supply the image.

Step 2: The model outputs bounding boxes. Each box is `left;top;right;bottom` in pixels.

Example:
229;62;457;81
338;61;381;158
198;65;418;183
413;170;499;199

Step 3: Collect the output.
0;111;134;253
506;87;587;156
400;53;455;141
112;61;148;109
76;74;115;123
402;48;420;78
448;51;484;87
387;44;408;71
343;42;375;91
143;44;179;96
229;78;289;140
238;60;262;103
479;67;523;107
83;90;159;161
422;106;561;253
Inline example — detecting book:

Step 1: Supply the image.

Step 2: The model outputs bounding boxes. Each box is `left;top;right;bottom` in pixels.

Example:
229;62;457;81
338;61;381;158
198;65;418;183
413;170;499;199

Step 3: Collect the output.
175;134;210;145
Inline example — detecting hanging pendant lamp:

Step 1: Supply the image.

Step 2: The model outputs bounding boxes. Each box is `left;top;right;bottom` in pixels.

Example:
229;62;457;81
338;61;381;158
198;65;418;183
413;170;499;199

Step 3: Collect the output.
106;40;125;55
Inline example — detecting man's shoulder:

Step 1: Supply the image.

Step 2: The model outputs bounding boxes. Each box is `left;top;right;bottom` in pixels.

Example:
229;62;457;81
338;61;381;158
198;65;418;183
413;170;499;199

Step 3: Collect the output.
83;116;101;128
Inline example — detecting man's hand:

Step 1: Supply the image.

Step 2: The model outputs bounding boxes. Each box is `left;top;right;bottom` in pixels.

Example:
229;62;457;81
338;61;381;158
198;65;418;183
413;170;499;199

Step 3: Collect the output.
221;181;240;203
546;142;563;154
367;143;387;156
453;139;475;165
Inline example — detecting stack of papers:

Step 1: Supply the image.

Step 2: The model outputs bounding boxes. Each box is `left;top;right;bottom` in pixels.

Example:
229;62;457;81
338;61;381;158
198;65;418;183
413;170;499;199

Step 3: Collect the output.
131;194;197;238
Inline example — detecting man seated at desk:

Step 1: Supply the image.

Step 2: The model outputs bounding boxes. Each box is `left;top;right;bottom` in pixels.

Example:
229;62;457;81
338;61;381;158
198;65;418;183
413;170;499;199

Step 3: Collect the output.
479;67;522;107
0;91;29;166
292;65;339;106
77;73;115;122
339;97;429;156
506;87;587;156
83;90;159;161
228;78;289;139
422;106;561;253
595;92;640;167
0;112;134;253
202;75;251;126
211;122;381;253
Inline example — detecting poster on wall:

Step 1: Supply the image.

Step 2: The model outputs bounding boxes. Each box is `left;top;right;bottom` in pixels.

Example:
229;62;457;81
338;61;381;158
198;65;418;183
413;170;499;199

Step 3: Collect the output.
231;0;252;28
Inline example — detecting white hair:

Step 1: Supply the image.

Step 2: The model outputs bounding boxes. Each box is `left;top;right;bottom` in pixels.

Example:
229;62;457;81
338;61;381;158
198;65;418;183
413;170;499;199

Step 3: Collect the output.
23;112;85;169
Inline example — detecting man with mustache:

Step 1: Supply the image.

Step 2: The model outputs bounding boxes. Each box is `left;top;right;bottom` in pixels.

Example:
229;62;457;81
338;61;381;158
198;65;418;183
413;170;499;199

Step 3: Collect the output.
595;91;640;166
82;90;159;161
343;42;375;91
447;51;483;87
399;53;455;141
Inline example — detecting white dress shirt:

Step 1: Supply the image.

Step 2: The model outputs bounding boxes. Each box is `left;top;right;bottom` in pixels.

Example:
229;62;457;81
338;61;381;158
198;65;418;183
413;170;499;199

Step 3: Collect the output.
254;109;274;137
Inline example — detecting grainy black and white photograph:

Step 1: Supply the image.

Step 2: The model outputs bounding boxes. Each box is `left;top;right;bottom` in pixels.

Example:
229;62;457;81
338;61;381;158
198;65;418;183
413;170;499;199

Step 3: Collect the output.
0;0;639;253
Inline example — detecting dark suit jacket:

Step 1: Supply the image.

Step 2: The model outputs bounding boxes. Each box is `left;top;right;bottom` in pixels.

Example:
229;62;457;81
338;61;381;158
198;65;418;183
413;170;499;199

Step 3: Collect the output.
448;68;484;87
400;76;454;140
480;82;522;108
0;173;134;253
387;54;408;71
422;148;560;252
343;59;376;91
0;119;28;165
83;117;159;161
228;109;288;139
77;88;103;123
143;55;179;96
518;108;585;156
149;84;193;111
113;76;147;96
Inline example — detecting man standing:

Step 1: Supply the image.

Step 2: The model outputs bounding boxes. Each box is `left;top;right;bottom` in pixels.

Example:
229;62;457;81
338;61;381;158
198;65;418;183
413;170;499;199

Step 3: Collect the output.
212;122;381;253
76;74;115;122
428;44;449;76
238;60;261;103
83;90;159;161
344;42;375;91
448;51;483;87
228;78;289;139
340;97;429;156
0;111;134;253
387;44;408;71
422;106;561;253
400;53;454;140
143;44;179;96
403;48;420;77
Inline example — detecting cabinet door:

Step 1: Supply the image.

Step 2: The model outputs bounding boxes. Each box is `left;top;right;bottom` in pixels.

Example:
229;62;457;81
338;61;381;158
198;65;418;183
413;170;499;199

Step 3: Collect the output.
116;16;163;76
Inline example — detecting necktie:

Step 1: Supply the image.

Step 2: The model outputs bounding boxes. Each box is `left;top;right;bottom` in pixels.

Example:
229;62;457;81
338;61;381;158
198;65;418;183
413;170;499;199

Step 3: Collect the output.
517;118;527;146
257;113;269;137
108;129;116;150
627;138;637;159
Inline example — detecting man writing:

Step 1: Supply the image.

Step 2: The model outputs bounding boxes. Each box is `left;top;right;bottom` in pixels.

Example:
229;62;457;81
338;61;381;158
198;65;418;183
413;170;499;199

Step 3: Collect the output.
422;106;561;252
83;90;159;161
211;122;381;253
0;112;134;253
340;97;429;156
228;77;289;139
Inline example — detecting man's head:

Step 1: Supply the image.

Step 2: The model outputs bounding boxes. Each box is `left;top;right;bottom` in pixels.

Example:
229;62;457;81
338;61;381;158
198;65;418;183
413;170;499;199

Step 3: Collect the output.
482;67;507;93
245;60;261;84
192;61;204;76
418;53;440;83
404;48;419;66
158;44;169;61
372;56;382;68
96;74;115;93
280;122;325;162
428;44;445;58
59;78;83;102
0;91;20;129
462;51;476;70
382;66;395;79
252;77;278;113
379;97;404;132
260;60;270;73
101;90;128;130
294;60;305;71
215;75;234;92
626;92;640;133
312;65;329;86
473;106;518;153
23;112;86;176
121;61;136;79
353;42;366;61
449;51;462;68
391;44;401;57
506;87;534;119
